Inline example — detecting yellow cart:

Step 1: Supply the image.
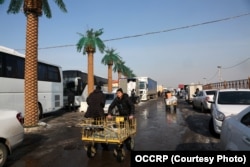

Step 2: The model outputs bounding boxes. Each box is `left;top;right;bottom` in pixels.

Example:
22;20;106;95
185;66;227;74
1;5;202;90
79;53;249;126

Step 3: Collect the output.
80;116;136;162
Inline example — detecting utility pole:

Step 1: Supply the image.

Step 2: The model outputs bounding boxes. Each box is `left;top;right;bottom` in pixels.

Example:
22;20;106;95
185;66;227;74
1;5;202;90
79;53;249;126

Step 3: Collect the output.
217;66;222;82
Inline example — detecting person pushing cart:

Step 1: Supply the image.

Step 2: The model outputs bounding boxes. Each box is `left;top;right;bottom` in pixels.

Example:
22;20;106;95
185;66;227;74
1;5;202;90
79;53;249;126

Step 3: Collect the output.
81;88;136;162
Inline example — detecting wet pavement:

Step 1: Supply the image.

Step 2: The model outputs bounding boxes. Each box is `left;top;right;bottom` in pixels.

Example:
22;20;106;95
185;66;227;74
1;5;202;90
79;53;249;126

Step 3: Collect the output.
5;97;220;167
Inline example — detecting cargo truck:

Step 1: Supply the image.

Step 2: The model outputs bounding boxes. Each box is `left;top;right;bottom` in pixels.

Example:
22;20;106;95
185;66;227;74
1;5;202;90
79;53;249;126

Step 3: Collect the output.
118;78;141;104
135;77;157;101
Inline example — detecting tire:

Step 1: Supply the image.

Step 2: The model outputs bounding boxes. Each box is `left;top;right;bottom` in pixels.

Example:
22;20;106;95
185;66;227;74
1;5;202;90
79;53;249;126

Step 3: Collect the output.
87;145;96;158
0;143;8;167
201;104;205;113
209;118;220;138
192;103;196;109
125;137;134;151
114;148;125;162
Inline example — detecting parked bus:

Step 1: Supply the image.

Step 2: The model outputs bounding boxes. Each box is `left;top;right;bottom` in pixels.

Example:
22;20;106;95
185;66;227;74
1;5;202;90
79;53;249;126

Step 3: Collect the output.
0;46;64;119
63;70;108;110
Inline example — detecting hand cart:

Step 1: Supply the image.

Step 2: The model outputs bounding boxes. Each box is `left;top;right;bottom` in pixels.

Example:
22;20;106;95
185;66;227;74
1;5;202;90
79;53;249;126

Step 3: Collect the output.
80;116;136;162
164;92;177;111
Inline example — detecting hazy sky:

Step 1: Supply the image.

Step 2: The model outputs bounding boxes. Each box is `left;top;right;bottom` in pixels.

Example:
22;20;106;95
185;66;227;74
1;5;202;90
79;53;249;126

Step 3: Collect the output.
1;0;250;88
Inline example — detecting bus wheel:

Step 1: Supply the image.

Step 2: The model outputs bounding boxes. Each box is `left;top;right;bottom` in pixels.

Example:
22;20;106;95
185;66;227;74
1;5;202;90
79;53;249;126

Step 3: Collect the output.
38;103;43;119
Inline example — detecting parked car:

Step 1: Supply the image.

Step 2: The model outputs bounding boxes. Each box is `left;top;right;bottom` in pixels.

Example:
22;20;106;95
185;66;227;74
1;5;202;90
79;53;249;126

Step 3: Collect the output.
0;109;24;167
192;89;217;112
103;92;117;115
209;89;250;136
220;105;250;150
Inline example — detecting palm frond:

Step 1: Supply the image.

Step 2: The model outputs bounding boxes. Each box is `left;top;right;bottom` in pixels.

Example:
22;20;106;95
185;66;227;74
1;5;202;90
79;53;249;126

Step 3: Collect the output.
0;0;5;5
43;0;52;18
7;0;23;14
54;0;67;12
96;38;105;53
95;28;104;36
76;37;87;53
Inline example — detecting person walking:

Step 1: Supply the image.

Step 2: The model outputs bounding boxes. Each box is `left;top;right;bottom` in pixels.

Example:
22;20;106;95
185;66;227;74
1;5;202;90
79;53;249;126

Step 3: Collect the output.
84;85;106;118
68;89;75;112
107;88;135;119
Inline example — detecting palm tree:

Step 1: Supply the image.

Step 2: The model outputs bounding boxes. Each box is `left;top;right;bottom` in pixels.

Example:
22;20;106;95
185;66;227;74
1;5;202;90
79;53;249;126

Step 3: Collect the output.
101;48;121;93
0;0;67;127
77;28;106;95
123;66;135;78
113;59;126;80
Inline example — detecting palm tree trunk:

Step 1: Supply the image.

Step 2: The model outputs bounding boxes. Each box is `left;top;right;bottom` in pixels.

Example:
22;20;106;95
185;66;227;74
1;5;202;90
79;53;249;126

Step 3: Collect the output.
118;71;122;80
108;64;112;92
24;13;39;127
88;52;94;95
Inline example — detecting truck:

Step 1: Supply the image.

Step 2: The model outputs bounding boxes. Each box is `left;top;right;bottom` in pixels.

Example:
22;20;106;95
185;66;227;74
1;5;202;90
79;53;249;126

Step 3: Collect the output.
185;83;203;104
135;77;157;101
118;78;140;104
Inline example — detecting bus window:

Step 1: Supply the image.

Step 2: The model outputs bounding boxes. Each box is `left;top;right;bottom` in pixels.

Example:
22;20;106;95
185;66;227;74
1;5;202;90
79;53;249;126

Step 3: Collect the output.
16;58;24;79
38;63;47;81
0;54;2;77
48;66;60;82
5;55;17;78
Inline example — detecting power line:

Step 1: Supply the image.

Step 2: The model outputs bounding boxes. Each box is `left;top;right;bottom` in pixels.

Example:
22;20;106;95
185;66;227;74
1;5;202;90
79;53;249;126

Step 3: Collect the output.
207;70;218;82
222;57;250;69
15;12;250;51
206;57;250;82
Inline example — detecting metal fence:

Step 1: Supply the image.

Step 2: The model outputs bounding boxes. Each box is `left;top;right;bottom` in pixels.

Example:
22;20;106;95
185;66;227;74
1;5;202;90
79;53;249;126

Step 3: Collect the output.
203;77;250;90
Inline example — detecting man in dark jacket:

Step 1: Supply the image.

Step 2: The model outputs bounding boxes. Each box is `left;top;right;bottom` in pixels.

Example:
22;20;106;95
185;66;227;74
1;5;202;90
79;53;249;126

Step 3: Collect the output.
67;89;75;112
107;88;135;119
84;85;106;118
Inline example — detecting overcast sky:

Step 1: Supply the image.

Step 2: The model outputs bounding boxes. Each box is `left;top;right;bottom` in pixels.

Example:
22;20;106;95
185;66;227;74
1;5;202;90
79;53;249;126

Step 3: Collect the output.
1;0;250;88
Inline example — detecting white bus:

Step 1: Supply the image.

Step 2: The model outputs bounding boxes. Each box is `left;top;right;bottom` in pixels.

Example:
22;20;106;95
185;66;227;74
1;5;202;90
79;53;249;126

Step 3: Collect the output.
0;46;64;119
63;70;108;111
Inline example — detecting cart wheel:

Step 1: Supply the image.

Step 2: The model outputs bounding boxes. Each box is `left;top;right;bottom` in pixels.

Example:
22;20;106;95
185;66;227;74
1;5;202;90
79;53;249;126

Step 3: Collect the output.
87;145;96;158
114;147;125;162
125;137;134;151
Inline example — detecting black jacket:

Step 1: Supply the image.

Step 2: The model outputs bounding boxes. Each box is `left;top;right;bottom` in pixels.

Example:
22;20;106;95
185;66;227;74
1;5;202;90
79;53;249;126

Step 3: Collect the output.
85;89;106;118
108;93;135;116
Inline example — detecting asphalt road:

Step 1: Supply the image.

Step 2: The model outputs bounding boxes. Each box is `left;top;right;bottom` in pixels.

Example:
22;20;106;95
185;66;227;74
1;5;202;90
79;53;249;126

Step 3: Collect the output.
5;96;220;167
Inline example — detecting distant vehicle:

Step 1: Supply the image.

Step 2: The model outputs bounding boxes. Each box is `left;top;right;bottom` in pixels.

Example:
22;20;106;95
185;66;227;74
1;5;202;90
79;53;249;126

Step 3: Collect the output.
63;70;108;111
135;77;157;101
118;78;140;104
185;84;203;104
0;46;63;119
0;109;24;167
220;105;250;150
192;89;217;112
103;92;117;115
209;89;250;136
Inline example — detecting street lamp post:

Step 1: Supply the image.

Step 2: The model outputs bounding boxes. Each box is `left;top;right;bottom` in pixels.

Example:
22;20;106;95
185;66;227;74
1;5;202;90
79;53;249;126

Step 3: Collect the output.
203;77;207;85
217;66;222;82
